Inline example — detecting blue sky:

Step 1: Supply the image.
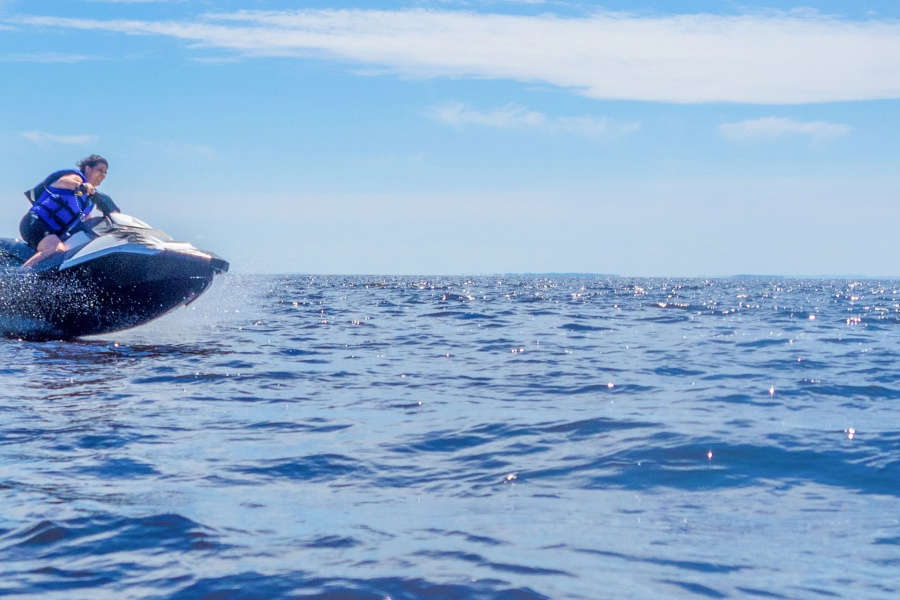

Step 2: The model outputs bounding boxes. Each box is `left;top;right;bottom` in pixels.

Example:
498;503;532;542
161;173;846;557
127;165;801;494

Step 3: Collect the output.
1;1;899;276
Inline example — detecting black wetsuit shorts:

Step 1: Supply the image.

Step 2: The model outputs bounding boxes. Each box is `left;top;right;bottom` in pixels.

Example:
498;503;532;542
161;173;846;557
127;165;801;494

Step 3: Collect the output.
19;212;55;249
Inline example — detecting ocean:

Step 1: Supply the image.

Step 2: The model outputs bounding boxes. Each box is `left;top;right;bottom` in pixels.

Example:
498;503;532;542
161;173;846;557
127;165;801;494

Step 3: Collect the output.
0;275;897;599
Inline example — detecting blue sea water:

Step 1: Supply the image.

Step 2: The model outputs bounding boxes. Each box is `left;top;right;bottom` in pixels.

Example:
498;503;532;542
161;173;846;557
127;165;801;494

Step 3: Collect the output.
0;275;898;599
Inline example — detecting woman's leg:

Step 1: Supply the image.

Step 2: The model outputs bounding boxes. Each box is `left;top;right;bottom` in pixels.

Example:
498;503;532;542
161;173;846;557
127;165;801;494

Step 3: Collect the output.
22;234;65;268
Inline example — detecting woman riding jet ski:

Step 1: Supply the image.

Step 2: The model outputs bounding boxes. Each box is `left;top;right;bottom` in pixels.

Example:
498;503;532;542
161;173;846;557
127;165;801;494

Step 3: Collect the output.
20;155;114;268
0;156;229;340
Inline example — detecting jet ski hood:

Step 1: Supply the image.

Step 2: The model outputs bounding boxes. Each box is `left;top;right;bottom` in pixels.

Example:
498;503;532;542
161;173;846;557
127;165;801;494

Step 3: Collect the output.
58;212;229;275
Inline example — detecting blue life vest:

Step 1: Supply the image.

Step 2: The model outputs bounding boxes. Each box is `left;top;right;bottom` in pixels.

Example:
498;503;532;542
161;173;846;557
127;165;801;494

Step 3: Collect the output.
28;169;95;236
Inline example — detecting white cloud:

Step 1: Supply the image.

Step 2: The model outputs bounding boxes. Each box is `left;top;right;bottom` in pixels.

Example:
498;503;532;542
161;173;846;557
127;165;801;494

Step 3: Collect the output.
431;102;546;129
430;101;639;139
10;9;900;104
81;0;186;3
21;131;99;146
719;117;851;145
0;52;96;63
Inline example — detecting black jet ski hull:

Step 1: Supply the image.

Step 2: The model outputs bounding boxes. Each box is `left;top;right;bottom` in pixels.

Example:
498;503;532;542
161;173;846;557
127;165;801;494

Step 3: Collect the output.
0;251;219;340
0;212;228;340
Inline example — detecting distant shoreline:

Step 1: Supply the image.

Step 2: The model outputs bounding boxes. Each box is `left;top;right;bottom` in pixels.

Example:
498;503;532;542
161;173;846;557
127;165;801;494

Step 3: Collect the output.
239;272;900;279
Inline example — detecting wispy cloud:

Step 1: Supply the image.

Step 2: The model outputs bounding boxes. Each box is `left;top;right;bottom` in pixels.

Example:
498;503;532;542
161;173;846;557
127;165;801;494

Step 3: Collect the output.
21;131;99;146
430;102;639;140
80;0;187;3
10;9;900;104
719;117;851;145
0;52;97;63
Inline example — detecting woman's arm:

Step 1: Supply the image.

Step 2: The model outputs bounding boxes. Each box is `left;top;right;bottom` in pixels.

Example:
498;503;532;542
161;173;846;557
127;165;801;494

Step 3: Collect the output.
51;173;96;196
49;173;85;190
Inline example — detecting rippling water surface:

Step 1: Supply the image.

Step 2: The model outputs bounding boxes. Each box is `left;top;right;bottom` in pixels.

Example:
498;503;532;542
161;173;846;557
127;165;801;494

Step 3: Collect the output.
1;275;898;599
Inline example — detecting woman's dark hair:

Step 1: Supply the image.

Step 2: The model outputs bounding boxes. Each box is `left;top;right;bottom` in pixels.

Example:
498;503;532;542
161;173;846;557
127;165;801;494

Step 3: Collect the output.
77;155;108;170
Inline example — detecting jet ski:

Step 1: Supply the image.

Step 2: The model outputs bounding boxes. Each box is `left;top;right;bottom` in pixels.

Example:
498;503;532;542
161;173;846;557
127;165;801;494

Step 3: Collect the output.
0;210;229;340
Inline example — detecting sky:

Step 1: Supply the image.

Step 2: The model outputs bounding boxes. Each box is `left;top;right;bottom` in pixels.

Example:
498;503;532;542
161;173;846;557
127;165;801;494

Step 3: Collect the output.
1;0;899;276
